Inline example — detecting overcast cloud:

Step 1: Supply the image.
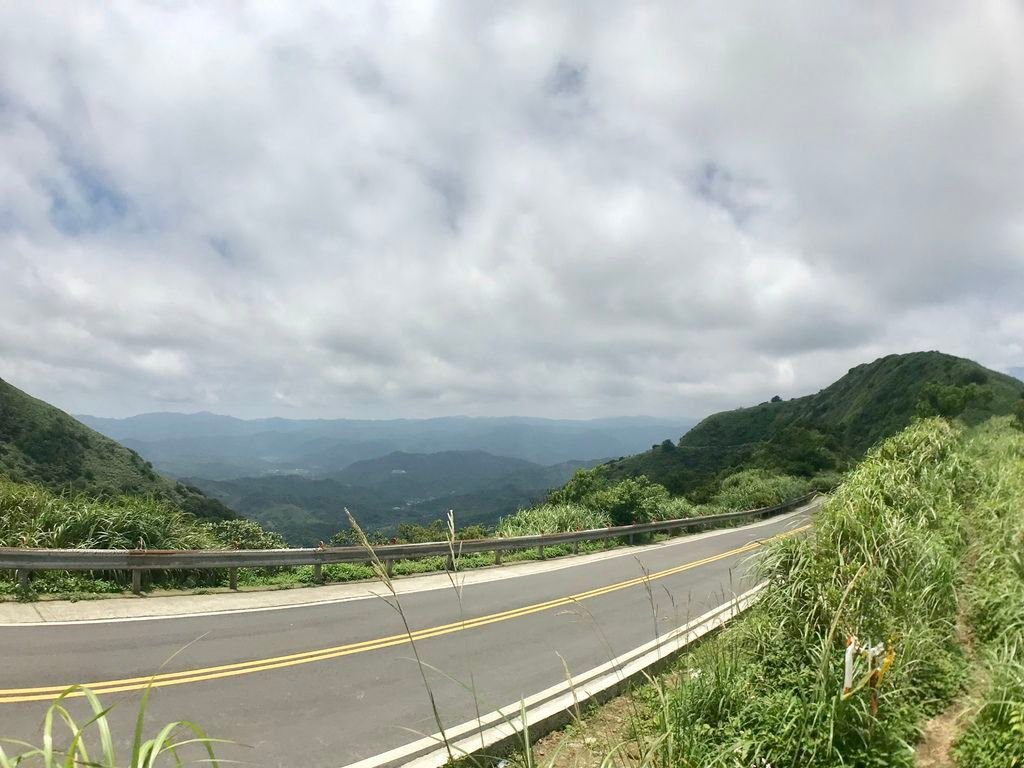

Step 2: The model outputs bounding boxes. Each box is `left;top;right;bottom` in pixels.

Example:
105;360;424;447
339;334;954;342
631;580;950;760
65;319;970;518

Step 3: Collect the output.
1;1;1022;419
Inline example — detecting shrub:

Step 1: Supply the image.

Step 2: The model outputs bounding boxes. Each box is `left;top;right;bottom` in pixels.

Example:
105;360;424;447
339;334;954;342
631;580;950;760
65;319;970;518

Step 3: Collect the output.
711;468;810;511
587;476;671;526
652;495;695;521
496;503;610;537
547;467;608;506
1013;399;1024;431
208;518;286;550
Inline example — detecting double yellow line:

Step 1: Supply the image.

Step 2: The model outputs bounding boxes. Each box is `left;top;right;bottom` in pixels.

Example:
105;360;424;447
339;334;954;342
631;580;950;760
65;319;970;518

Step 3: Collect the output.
0;524;809;704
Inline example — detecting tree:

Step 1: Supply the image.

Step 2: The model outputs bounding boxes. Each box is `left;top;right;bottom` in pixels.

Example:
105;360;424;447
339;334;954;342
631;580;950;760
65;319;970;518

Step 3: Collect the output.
660;439;676;452
771;395;782;403
914;381;990;420
1013;399;1024;431
548;467;607;506
588;476;670;526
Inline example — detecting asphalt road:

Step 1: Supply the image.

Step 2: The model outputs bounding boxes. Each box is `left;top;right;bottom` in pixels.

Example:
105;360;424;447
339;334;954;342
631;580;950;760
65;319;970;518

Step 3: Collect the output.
0;505;813;767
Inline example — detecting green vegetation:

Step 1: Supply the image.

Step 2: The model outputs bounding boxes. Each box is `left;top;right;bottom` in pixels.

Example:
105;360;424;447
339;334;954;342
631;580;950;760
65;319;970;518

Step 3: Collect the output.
496;465;814;537
951;418;1024;767
0;478;217;551
550;469;672;525
0;478;285;596
0;684;222;767
0;377;235;521
708;467;813;511
556;416;1023;767
606;351;1022;500
188;469;575;546
496;502;613;537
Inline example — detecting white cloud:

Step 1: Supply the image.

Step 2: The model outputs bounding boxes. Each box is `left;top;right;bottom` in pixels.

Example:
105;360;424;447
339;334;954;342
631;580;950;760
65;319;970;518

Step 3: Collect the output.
1;1;1022;419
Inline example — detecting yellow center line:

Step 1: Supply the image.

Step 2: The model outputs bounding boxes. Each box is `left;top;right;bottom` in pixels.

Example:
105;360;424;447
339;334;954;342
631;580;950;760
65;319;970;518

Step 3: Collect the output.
0;523;810;704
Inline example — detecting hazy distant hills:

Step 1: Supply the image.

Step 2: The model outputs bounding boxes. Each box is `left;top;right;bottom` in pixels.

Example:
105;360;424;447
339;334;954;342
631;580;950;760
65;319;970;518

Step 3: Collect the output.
185;450;602;543
77;413;695;479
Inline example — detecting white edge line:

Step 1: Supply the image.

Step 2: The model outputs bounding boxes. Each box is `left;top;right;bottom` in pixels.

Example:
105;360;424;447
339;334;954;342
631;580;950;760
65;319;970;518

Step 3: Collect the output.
2;506;813;627
340;583;767;768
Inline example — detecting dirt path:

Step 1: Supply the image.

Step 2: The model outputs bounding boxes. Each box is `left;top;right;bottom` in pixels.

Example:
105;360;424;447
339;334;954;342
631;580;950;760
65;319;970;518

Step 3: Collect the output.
915;692;975;768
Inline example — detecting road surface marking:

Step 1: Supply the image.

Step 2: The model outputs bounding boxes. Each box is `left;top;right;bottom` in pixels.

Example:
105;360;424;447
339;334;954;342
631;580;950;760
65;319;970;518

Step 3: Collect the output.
0;524;809;704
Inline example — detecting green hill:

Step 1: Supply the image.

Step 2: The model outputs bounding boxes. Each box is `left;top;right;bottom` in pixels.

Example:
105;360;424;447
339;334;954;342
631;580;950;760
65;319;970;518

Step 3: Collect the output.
606;352;1024;498
186;454;598;544
0;378;235;521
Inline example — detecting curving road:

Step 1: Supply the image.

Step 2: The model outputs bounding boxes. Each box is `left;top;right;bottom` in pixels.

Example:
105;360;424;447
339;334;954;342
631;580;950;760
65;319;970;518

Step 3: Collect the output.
0;504;814;767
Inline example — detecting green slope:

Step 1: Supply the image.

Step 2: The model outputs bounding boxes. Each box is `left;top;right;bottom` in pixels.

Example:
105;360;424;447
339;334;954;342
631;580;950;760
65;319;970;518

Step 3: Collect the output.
0;378;235;521
607;351;1024;497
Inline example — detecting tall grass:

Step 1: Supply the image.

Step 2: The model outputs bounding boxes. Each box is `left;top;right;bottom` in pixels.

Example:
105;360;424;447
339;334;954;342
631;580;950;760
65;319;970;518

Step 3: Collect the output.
951;417;1024;766
622;418;977;767
0;478;216;550
709;468;812;511
0;478;282;596
953;642;1024;767
0;685;224;767
496;503;612;537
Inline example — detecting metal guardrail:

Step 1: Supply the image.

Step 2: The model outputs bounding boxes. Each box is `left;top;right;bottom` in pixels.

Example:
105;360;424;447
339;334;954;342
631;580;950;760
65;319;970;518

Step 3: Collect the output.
0;494;816;593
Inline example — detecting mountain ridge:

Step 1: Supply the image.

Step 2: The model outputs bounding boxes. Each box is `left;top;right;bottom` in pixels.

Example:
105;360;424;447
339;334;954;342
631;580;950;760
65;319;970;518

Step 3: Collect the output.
0;377;236;521
605;351;1023;498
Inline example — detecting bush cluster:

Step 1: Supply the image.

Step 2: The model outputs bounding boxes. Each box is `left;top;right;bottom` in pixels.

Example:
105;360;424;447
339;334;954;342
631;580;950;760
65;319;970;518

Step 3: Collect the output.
496;463;811;537
709;468;811;511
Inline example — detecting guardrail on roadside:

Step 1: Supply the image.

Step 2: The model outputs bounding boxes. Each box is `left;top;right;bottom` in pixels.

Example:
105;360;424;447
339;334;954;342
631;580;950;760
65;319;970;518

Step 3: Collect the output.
0;494;816;594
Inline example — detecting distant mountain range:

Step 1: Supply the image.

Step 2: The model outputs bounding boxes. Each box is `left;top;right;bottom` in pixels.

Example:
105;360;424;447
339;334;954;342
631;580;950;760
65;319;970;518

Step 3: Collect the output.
77;412;696;479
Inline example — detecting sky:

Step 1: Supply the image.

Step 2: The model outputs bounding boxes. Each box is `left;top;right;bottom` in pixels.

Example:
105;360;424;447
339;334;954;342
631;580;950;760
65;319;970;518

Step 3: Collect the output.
1;2;1023;420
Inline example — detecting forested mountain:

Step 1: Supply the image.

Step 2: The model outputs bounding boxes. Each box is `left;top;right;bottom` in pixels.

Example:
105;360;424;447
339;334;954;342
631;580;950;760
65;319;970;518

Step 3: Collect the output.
606;352;1024;498
0;378;235;520
186;450;600;544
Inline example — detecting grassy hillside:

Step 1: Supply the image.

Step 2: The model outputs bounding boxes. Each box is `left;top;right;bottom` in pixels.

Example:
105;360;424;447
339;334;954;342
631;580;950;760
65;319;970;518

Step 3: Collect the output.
534;417;1024;767
0;378;235;521
607;351;1023;497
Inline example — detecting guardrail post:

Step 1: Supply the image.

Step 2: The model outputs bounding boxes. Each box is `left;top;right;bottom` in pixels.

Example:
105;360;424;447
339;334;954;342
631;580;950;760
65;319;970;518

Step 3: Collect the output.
537;544;545;560
572;541;579;555
445;553;455;571
494;549;502;565
313;562;323;583
16;569;30;592
131;569;142;595
385;559;394;578
229;567;238;590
